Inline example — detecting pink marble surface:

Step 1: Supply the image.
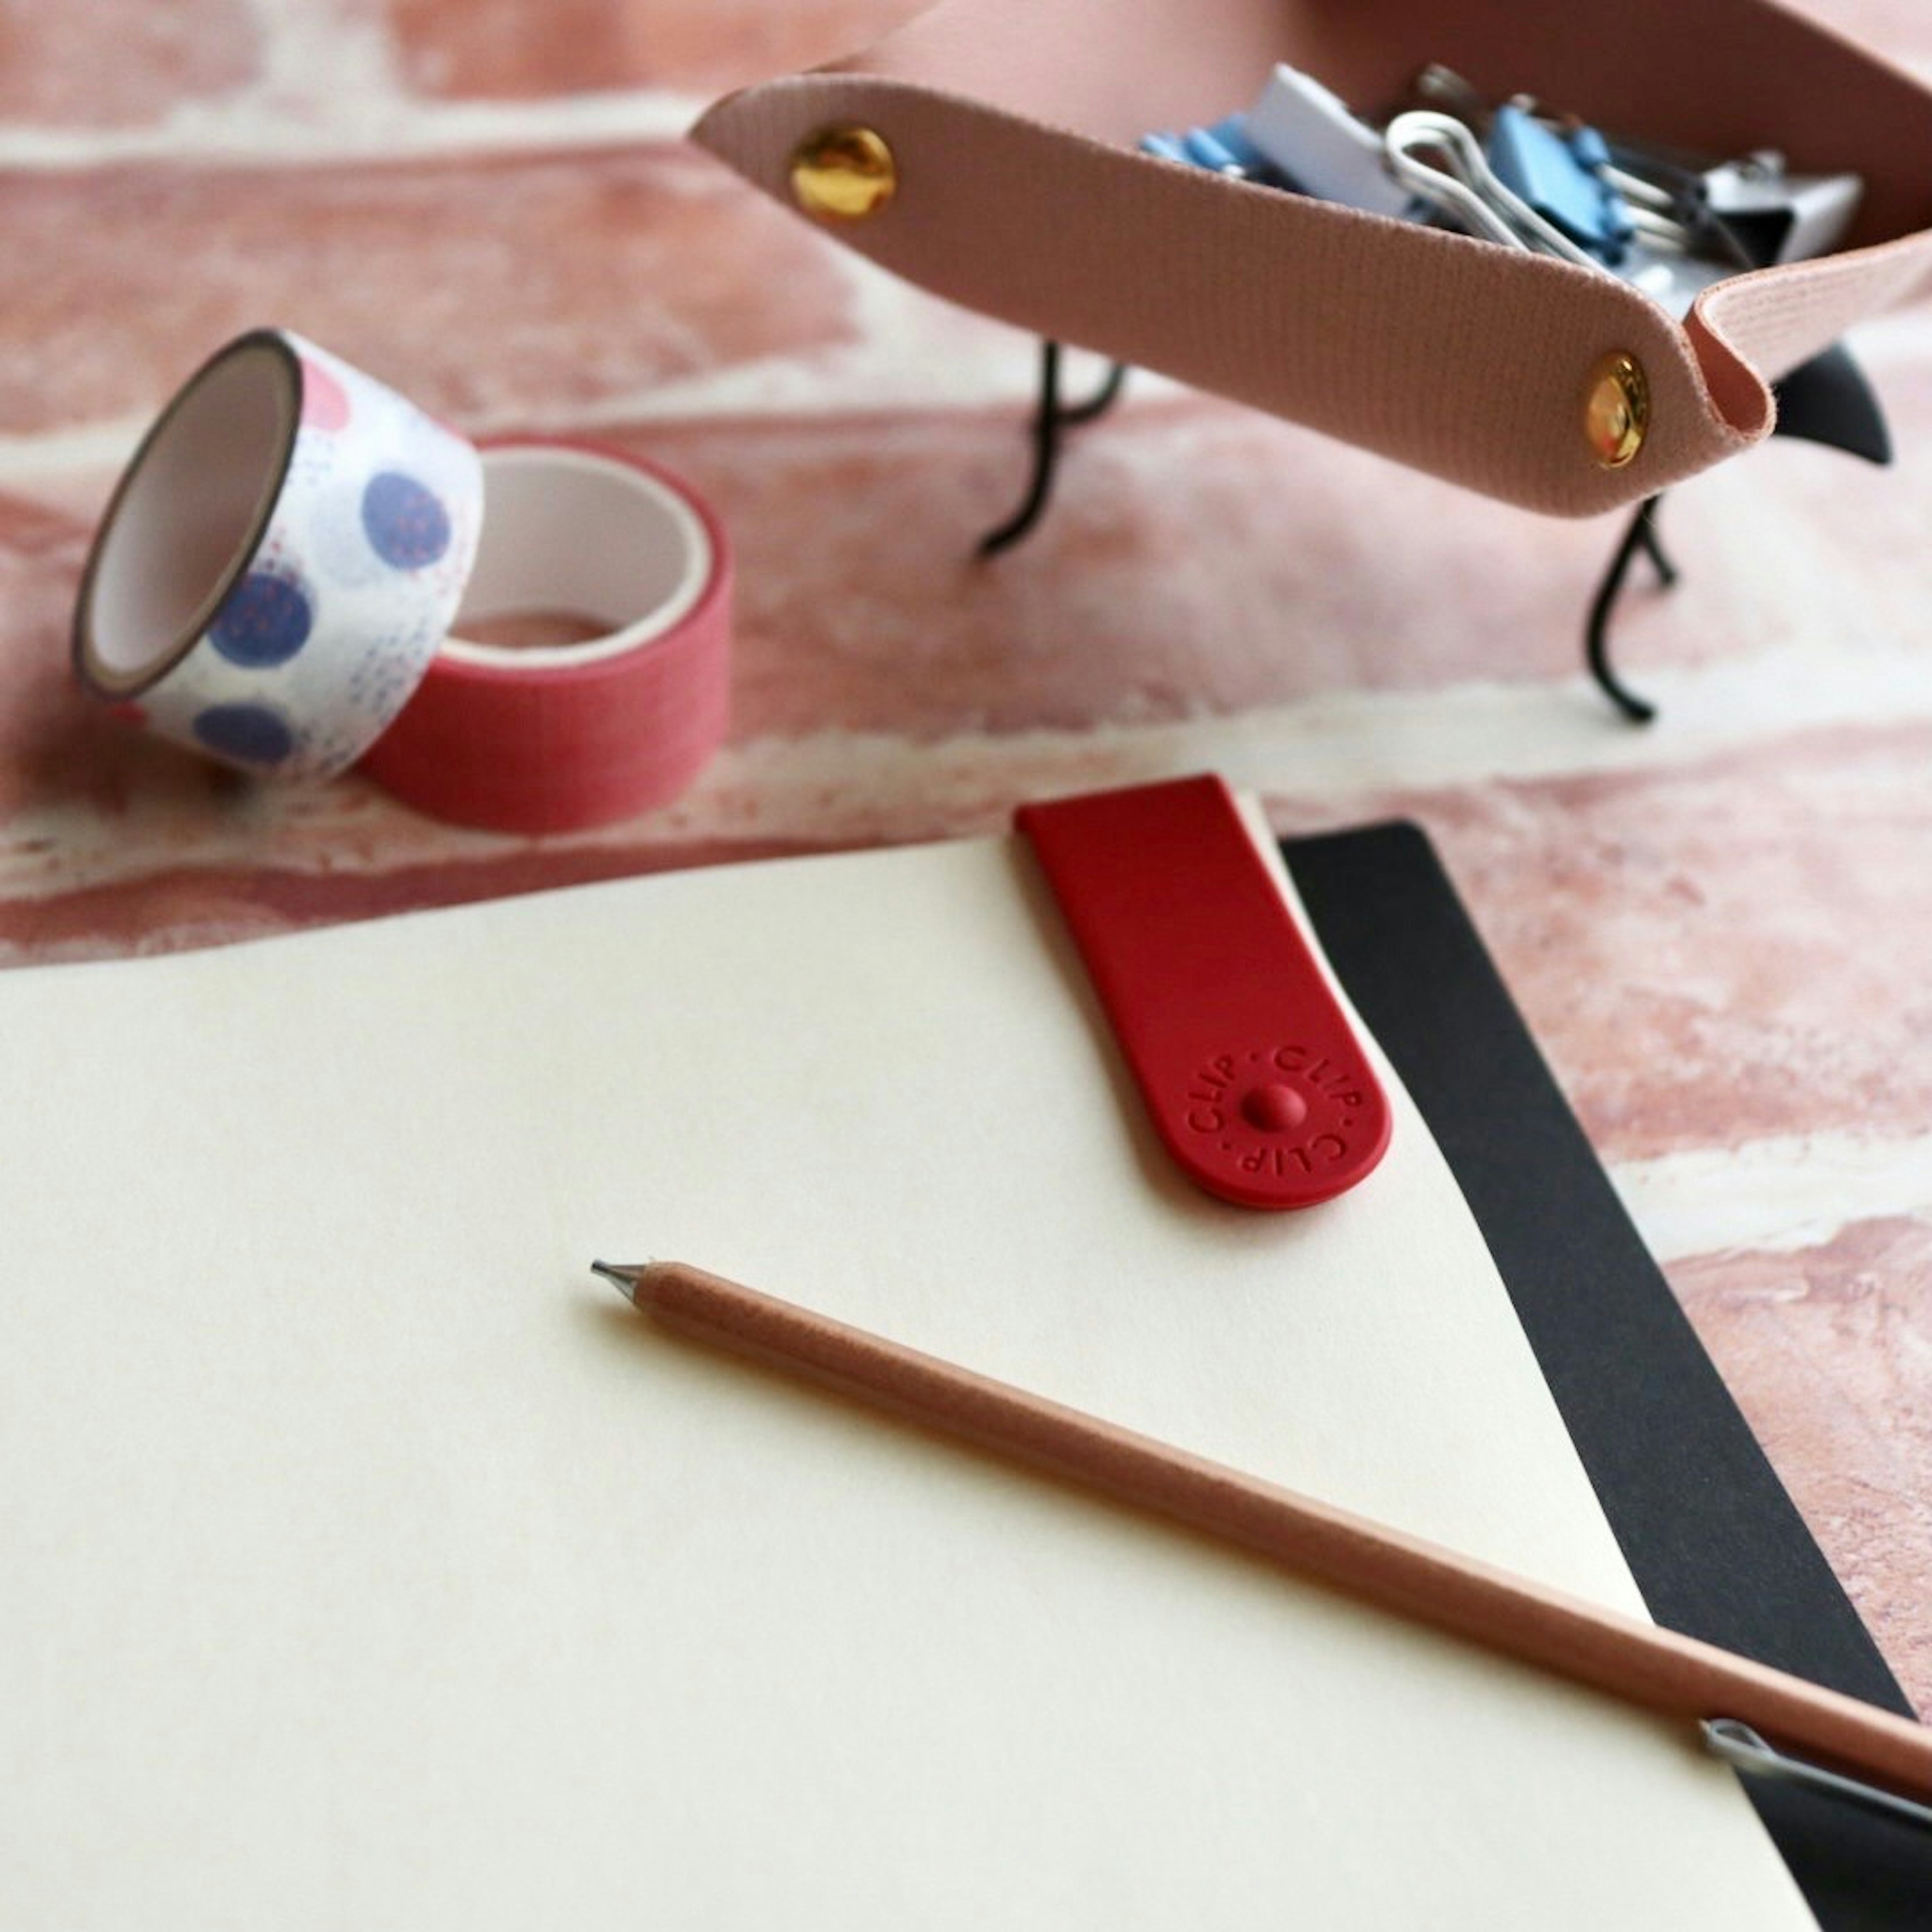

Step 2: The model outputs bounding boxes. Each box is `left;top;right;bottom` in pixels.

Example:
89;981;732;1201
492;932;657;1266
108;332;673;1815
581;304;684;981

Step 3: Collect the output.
3;0;1930;1720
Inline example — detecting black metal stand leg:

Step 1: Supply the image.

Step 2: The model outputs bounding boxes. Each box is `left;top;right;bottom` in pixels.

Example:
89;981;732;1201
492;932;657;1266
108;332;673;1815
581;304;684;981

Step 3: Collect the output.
1585;494;1673;725
1059;357;1130;427
979;339;1132;557
1637;511;1678;587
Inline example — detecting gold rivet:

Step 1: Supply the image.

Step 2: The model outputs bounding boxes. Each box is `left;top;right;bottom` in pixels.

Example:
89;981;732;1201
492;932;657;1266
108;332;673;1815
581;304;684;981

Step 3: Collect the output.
1584;351;1649;468
789;124;897;222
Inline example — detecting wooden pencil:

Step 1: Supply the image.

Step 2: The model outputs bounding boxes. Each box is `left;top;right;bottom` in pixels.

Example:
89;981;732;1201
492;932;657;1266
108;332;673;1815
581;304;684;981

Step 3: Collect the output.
595;1257;1932;1811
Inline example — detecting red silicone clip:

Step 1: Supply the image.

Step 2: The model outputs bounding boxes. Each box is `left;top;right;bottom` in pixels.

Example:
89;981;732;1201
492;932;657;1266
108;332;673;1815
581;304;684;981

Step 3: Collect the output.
1018;776;1391;1211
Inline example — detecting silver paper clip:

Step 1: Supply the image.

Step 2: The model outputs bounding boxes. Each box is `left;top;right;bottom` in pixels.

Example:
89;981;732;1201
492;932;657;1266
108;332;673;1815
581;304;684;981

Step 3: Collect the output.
1703;1718;1932;1834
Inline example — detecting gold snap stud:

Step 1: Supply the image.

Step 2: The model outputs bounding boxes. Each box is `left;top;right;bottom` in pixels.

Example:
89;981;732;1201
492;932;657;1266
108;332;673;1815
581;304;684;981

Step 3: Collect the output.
1584;351;1649;468
789;124;897;222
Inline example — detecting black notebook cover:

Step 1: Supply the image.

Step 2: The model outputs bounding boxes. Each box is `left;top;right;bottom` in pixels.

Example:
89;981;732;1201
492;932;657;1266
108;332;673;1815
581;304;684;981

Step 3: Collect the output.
1284;824;1927;1926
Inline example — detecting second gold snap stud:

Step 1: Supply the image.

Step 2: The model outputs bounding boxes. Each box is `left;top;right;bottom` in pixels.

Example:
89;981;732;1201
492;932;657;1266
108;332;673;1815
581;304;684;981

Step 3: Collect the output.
789;124;897;223
1584;352;1649;469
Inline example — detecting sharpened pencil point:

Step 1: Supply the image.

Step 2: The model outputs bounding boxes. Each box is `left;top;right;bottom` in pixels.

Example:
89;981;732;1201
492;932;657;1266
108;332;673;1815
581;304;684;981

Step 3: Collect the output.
592;1261;645;1305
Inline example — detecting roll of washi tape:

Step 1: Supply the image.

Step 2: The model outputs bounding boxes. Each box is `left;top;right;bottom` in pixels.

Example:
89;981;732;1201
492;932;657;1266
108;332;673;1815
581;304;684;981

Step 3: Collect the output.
72;328;485;779
357;439;732;836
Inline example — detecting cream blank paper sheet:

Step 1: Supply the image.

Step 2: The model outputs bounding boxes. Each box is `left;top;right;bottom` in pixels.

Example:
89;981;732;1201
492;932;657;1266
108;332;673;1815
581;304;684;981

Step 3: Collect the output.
0;819;1811;1928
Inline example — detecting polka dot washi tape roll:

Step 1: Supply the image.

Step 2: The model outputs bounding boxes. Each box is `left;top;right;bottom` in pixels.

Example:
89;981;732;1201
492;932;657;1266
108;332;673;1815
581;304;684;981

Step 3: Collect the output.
72;328;486;781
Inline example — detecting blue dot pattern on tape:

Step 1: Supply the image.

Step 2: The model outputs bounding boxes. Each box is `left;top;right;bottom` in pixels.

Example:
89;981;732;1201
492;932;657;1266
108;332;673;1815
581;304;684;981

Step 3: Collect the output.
361;471;452;570
192;703;297;767
209;570;314;669
112;334;485;783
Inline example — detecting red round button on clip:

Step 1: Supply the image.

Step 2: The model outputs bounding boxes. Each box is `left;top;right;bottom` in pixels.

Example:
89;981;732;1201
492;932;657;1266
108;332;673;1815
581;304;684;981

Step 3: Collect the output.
1018;775;1392;1211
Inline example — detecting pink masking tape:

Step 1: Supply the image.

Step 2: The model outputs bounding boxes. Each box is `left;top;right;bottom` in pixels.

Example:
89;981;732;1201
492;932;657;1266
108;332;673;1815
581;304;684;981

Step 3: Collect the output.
72;335;731;834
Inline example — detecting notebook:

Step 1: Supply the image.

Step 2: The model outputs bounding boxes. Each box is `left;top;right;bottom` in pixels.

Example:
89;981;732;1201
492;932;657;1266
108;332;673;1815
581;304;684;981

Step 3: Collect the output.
1287;823;1926;1926
0;792;1867;1925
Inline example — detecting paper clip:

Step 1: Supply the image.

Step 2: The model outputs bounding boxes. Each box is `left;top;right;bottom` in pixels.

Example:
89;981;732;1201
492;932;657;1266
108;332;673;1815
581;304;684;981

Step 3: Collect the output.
1703;1719;1932;1835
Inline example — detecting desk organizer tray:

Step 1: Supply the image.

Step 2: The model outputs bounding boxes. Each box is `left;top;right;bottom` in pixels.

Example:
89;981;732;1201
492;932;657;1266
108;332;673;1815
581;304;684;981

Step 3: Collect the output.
693;0;1932;516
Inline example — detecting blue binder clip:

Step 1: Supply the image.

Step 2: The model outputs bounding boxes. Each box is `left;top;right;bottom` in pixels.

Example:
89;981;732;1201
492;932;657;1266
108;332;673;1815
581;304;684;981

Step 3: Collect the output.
1181;125;1249;175
1486;104;1633;263
1142;114;1286;187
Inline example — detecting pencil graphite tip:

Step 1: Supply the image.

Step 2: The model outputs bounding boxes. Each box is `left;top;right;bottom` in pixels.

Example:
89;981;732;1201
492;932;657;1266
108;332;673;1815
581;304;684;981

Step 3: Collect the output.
592;1261;645;1306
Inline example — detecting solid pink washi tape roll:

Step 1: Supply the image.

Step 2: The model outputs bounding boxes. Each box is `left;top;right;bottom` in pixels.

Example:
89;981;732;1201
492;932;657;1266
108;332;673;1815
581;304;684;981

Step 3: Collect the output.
358;438;732;836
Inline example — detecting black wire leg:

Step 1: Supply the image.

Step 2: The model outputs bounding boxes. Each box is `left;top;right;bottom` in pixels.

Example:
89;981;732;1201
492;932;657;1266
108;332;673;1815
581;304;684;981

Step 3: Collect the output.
979;339;1132;556
1637;509;1677;587
1585;493;1675;724
1059;357;1130;427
